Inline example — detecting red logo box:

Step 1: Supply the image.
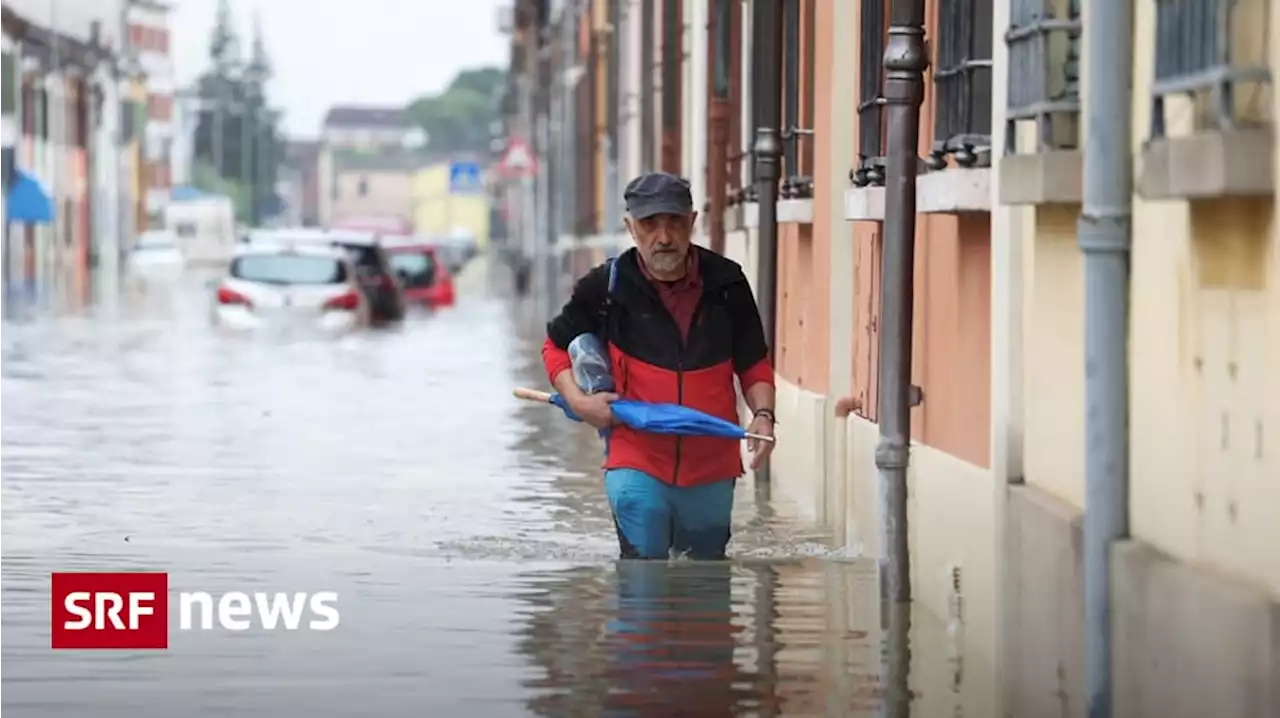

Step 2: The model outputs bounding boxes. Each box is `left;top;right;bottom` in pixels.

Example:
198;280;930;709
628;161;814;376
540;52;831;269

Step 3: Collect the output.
51;572;169;650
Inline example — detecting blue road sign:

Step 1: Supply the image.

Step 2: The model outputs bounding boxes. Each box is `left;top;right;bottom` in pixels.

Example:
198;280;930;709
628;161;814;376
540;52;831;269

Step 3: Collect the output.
449;160;483;194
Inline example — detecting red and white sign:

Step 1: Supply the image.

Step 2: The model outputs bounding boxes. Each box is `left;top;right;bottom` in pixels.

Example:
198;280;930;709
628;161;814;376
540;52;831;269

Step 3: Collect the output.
51;572;341;650
497;136;537;179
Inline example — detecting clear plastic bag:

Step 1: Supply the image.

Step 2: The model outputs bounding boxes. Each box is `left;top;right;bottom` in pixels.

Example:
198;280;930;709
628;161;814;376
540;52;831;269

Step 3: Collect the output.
568;333;615;394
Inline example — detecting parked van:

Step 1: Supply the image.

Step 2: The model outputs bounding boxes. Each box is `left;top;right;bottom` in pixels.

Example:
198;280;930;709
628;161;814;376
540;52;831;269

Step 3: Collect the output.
165;190;237;266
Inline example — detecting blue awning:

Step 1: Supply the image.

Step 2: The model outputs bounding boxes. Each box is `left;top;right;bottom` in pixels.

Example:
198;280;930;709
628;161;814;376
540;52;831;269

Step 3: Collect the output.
6;169;54;224
170;185;206;202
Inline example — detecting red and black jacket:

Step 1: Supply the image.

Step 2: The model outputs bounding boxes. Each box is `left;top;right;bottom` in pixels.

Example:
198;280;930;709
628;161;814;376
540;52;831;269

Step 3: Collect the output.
542;246;773;487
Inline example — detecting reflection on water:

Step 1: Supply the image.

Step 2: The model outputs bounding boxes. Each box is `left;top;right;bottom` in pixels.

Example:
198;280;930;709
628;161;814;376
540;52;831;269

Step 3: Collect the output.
515;558;980;717
1;268;988;716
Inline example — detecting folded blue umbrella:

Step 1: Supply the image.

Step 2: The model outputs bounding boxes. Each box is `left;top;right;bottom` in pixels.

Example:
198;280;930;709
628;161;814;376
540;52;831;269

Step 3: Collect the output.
514;388;773;443
518;329;772;444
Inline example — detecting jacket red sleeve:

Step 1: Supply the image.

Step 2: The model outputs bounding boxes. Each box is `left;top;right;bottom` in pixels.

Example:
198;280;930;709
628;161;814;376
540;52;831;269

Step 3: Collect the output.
542;263;611;386
737;356;775;392
542;337;573;385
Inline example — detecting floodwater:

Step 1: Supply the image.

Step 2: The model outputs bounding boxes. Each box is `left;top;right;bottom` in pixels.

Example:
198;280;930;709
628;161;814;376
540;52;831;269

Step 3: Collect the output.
1;262;987;717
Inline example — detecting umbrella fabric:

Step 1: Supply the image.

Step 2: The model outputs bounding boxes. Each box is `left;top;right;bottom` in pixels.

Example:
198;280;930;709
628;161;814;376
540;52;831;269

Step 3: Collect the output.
550;394;750;441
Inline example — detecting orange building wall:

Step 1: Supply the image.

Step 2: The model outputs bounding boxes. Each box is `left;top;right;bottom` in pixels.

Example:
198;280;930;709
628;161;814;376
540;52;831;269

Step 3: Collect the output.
846;0;993;468
776;221;830;392
775;0;830;394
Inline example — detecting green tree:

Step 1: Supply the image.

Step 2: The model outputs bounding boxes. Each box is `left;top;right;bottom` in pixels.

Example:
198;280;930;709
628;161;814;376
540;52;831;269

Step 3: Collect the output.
191;1;282;225
405;66;504;155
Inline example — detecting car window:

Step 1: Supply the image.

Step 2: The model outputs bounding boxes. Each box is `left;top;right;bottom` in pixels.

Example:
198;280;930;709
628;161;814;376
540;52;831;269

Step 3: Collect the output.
387;252;438;287
231;254;348;285
388;252;436;276
337;244;383;271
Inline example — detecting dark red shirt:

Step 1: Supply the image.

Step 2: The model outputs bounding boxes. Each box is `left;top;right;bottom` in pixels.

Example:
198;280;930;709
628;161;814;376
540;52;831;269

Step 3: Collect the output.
637;249;702;340
542;250;773;393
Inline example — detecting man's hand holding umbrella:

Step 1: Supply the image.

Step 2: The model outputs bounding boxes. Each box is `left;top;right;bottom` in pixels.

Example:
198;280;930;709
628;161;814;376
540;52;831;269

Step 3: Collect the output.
746;411;776;470
552;372;618;430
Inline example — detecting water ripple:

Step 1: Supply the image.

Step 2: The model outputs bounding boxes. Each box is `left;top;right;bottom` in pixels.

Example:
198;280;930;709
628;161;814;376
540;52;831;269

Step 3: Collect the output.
1;268;979;717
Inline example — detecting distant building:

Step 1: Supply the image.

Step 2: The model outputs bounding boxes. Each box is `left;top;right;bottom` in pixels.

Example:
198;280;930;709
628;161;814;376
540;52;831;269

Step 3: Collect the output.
320;105;423;151
126;0;174;229
316;104;427;225
328;152;432;230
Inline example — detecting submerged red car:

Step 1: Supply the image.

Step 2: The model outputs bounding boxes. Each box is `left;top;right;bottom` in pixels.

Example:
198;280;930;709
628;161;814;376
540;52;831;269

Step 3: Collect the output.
383;241;456;308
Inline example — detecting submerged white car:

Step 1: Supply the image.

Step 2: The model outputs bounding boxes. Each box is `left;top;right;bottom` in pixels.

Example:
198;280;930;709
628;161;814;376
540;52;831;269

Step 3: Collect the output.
127;230;185;279
210;242;372;333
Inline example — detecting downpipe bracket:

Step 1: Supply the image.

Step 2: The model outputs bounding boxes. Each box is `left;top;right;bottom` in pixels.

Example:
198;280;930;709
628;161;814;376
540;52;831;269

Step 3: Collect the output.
1077;213;1132;255
875;439;911;471
908;384;924;408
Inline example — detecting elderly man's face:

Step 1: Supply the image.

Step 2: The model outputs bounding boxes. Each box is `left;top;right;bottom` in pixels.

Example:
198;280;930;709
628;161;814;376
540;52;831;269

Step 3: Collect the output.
626;211;698;276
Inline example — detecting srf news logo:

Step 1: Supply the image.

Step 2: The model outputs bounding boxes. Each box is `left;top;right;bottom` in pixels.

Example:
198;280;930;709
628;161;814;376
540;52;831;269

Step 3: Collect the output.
51;572;340;650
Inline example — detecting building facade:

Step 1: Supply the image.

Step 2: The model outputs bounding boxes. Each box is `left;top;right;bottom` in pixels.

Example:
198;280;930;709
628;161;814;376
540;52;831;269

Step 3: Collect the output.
2;1;131;294
412;160;492;248
127;0;172;231
327;153;427;230
316;105;426;226
501;1;1280;716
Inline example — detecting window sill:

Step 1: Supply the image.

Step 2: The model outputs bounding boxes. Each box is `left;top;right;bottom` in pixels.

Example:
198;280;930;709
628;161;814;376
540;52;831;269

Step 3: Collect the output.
777;198;814;224
843;186;885;222
918;167;992;214
1138;128;1273;200
998;150;1083;206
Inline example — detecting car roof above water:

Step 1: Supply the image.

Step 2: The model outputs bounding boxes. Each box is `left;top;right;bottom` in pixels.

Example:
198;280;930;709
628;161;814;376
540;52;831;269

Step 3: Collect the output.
379;235;439;252
244;227;380;248
232;241;349;260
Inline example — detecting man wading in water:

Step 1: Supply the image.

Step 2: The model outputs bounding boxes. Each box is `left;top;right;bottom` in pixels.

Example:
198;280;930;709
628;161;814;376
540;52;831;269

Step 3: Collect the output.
541;172;777;560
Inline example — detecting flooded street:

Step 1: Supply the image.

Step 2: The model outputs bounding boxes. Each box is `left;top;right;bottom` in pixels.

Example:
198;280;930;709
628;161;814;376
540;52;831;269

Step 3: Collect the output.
2;267;983;717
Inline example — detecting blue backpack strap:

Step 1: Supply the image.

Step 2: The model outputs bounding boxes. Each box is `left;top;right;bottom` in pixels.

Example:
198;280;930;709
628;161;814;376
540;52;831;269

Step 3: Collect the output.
595;256;619;348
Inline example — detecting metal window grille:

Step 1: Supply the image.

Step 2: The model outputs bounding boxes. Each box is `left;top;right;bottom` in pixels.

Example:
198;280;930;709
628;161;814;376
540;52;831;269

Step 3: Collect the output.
853;0;886;187
780;0;814;198
1004;0;1081;153
1150;0;1272;139
929;0;994;169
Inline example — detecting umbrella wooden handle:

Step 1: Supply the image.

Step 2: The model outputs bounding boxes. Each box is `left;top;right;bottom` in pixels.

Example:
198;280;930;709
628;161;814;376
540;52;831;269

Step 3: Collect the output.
513;387;554;403
745;432;776;443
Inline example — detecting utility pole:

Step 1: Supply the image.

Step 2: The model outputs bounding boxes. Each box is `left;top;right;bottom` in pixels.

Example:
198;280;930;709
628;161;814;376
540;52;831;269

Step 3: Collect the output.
751;0;783;486
240;94;251;224
876;0;928;714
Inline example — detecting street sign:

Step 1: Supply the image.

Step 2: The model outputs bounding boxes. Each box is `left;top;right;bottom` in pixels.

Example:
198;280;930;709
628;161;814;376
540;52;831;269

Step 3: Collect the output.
449;160;483;194
497;136;537;179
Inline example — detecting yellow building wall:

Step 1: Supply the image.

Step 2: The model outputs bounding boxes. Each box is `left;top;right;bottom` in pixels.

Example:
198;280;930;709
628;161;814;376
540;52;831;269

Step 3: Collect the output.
412;163;492;250
1126;0;1280;597
1020;204;1086;508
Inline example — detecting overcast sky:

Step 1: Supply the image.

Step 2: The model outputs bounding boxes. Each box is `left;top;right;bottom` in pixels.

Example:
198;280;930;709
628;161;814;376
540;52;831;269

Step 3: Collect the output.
170;0;510;139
